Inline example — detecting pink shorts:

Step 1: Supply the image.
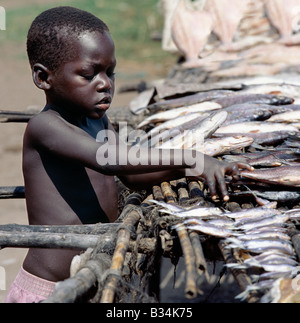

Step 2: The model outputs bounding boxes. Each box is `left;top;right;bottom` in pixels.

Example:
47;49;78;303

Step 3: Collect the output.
5;267;56;303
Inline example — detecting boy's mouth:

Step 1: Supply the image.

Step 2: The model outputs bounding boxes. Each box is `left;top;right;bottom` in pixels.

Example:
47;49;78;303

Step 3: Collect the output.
95;96;112;110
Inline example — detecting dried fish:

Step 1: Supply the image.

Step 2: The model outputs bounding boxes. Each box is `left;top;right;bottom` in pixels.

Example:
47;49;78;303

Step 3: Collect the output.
240;83;300;100
237;230;291;242
235;213;289;232
148;199;224;218
245;251;297;265
216;121;298;134
204;0;249;48
216;131;290;146
171;0;213;68
268;110;300;123
184;220;236;238
192;135;254;156
235;280;277;301
137;102;221;128
265;0;300;40
224;203;279;220
146;90;233;112
214;93;294;108
138;113;202;145
157;111;228;149
244;150;300;167
231;190;300;203
241;166;300;187
226;238;294;256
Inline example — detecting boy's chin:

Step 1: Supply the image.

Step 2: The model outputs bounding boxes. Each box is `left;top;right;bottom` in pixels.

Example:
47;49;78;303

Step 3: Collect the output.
88;110;106;120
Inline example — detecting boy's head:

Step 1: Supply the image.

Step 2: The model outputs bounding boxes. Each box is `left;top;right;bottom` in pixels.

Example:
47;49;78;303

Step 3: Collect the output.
27;6;109;72
27;6;116;120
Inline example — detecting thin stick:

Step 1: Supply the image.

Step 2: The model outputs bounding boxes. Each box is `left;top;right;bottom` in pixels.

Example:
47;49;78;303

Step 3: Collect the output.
100;206;142;303
0;186;25;199
0;111;35;123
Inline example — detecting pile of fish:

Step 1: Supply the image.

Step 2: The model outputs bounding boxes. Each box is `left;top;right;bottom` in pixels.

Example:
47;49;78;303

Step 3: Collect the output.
135;82;300;194
130;78;300;302
159;0;300;81
150;199;300;302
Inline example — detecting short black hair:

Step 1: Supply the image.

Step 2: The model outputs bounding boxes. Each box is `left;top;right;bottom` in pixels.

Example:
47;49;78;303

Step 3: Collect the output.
27;6;109;72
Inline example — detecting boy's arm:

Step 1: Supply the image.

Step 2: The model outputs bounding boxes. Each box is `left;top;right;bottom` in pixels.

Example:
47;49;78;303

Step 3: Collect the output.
27;112;252;201
105;118;253;201
25;113;193;176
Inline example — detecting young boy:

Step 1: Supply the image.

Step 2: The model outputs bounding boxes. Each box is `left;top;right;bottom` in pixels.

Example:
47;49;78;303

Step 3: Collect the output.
5;6;251;303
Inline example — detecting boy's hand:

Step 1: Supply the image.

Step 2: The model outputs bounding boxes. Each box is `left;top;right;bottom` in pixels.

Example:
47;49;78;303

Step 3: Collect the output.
190;155;254;202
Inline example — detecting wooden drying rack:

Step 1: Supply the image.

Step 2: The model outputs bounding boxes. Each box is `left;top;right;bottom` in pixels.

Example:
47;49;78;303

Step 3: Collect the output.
2;110;297;303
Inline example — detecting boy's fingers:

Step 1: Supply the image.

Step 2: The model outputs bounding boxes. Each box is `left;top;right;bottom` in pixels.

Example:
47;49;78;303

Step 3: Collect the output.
206;177;217;201
236;162;255;172
215;172;229;201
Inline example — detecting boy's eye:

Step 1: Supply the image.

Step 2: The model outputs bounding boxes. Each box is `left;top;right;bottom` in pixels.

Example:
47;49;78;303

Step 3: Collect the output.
83;74;95;81
109;72;116;79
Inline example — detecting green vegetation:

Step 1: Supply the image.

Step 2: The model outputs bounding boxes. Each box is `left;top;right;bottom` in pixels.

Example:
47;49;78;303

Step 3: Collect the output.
1;0;174;71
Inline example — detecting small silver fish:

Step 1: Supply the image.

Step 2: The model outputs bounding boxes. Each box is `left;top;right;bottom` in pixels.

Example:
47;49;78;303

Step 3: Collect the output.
236;214;290;232
184;220;236;238
238;231;291;242
226;238;294;255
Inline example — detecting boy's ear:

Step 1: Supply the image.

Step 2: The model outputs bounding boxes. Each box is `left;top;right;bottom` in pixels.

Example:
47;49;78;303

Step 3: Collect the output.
32;63;53;90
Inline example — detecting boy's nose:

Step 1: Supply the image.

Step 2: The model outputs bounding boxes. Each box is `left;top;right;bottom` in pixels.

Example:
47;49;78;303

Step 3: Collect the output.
96;73;111;92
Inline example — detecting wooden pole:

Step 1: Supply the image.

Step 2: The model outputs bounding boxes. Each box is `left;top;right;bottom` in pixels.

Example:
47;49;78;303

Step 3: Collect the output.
152;185;164;202
176;178;190;203
288;226;300;262
161;182;176;204
189;231;209;281
176;226;198;299
0;186;25;199
0;111;35;123
0;231;110;250
100;206;142;303
0;230;155;253
188;180;205;199
0;223;119;234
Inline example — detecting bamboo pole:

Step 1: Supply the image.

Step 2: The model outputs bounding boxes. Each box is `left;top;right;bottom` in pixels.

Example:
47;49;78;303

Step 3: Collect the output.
100;206;142;303
161;182;176;204
176;178;190;203
188;180;205;199
152;185;164;202
176;226;198;299
189;231;209;281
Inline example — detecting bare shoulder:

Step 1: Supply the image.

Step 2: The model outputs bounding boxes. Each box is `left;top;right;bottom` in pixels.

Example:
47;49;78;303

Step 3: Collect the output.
24;110;82;148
